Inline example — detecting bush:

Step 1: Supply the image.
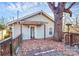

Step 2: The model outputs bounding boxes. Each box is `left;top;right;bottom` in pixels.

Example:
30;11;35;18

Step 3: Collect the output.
4;34;10;39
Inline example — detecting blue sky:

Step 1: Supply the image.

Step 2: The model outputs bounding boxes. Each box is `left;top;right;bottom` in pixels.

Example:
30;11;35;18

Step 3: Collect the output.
0;2;79;24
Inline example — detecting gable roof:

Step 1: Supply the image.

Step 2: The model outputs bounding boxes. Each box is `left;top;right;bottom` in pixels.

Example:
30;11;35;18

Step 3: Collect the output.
7;11;54;25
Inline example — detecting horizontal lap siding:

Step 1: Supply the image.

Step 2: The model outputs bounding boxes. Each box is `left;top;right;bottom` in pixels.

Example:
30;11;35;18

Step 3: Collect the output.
12;14;54;40
35;25;44;39
46;22;54;38
41;15;54;38
22;14;54;39
22;25;30;40
24;14;48;22
12;24;21;39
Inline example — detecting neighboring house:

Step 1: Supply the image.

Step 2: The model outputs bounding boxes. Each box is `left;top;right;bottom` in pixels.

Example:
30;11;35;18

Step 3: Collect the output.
63;24;79;33
8;11;54;40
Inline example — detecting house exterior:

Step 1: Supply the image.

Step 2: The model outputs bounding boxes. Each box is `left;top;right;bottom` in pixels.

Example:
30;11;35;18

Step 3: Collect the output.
8;11;54;40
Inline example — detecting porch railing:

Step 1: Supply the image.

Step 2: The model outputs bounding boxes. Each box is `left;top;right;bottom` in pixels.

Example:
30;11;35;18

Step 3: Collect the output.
0;34;22;56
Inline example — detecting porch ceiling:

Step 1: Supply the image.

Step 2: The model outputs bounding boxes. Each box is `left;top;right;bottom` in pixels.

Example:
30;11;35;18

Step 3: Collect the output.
20;21;47;25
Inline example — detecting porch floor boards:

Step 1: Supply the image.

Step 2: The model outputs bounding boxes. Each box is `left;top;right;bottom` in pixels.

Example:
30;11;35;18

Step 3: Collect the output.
17;39;79;56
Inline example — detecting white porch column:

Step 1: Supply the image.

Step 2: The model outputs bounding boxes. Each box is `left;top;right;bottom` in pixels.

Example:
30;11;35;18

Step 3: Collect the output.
20;24;23;41
44;24;46;39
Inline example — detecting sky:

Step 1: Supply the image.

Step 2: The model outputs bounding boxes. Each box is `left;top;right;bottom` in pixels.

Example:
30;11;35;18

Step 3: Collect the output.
0;2;79;24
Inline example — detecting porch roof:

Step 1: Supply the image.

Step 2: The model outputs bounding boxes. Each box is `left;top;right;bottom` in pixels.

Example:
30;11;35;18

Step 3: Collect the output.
20;21;47;25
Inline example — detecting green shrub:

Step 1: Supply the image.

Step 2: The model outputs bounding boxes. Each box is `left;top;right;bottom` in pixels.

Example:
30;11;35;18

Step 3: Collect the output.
4;34;10;39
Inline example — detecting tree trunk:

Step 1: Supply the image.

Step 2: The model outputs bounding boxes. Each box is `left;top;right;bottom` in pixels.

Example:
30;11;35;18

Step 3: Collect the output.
53;8;63;41
48;2;75;42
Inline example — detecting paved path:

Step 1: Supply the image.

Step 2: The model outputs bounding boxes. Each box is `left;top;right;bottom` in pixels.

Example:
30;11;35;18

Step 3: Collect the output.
27;49;65;56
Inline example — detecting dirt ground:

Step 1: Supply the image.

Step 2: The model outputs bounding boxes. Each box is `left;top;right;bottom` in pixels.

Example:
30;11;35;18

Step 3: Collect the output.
17;39;79;56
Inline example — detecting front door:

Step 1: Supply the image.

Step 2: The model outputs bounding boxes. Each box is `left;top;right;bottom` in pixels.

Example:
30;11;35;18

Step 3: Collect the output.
30;27;35;39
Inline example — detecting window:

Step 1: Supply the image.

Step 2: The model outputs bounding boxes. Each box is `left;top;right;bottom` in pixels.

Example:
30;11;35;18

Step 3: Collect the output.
49;28;52;35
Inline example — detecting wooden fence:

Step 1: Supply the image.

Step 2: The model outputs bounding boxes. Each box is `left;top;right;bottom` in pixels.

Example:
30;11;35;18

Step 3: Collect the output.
0;37;11;56
12;34;22;55
0;34;22;56
64;32;79;46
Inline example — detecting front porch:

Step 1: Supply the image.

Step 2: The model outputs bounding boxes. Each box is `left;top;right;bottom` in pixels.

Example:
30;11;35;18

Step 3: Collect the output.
20;21;47;40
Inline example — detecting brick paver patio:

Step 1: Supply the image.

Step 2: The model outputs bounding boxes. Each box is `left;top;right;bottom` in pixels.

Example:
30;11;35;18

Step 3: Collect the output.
17;39;79;56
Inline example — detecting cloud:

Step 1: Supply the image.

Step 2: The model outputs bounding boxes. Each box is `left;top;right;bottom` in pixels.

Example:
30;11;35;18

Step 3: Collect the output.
7;2;39;12
7;3;22;11
7;3;16;9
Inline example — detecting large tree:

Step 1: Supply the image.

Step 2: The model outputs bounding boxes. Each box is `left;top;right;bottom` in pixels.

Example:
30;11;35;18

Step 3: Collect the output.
48;2;76;41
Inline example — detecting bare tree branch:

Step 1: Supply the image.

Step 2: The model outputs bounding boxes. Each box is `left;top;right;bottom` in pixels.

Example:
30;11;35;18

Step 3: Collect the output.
64;2;76;17
67;2;76;9
58;2;66;8
47;2;56;11
64;8;72;17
